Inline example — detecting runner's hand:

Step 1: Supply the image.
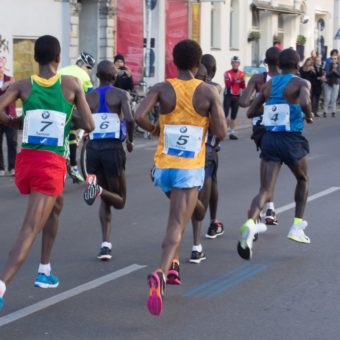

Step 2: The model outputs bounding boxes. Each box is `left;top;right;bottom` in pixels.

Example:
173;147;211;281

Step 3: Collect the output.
126;140;134;152
305;113;314;124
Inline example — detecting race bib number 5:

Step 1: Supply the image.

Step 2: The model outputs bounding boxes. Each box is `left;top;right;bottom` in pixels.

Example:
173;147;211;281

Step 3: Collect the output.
23;109;66;146
163;125;204;158
90;113;120;140
263;104;290;132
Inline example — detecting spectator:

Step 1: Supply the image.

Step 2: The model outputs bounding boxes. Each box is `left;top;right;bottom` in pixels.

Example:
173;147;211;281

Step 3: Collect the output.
325;49;338;66
223;56;245;140
113;54;134;92
323;54;340;117
0;56;17;176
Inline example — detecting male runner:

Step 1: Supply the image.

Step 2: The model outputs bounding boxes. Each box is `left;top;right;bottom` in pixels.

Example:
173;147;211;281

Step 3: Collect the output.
190;54;225;264
59;52;96;182
135;39;227;316
237;48;314;260
239;47;281;226
82;60;134;260
0;35;94;310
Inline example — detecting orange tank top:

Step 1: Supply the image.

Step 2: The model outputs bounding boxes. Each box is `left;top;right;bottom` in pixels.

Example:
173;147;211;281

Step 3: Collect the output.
154;78;209;169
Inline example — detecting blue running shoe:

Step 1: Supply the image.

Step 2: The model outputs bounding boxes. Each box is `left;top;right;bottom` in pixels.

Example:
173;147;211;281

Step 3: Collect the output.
0;296;3;311
34;272;59;288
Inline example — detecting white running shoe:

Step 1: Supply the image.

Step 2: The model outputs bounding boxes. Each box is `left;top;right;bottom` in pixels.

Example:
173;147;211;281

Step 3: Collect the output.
254;222;267;234
237;222;256;260
287;220;310;244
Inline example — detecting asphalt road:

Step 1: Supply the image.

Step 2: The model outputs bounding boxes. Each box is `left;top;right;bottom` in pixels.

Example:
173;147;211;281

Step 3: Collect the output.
0;114;340;340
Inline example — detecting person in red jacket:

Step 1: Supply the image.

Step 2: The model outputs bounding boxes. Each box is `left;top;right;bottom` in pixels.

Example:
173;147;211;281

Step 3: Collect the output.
223;56;245;140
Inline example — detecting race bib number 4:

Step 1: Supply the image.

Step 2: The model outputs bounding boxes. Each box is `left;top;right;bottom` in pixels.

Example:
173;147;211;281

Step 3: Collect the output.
163;125;204;158
90;113;120;140
23;109;66;146
263;104;290;132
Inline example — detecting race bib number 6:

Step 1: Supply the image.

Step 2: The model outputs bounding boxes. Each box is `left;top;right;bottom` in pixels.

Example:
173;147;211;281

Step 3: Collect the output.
23;109;66;146
163;125;204;158
263;104;290;132
90;113;120;140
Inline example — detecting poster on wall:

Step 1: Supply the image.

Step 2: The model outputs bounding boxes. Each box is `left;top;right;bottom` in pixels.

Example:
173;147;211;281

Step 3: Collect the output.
116;0;144;84
165;0;189;78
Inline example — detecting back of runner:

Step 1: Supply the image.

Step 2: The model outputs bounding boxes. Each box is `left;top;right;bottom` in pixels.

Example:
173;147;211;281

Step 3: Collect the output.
135;39;227;316
0;35;94;310
239;47;281;226
82;60;135;260
237;48;314;260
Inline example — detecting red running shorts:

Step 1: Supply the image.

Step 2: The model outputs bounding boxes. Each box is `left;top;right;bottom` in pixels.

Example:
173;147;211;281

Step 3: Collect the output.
15;149;67;196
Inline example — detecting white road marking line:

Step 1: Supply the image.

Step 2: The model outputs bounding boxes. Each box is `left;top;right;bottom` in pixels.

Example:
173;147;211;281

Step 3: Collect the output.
0;264;146;327
275;186;340;214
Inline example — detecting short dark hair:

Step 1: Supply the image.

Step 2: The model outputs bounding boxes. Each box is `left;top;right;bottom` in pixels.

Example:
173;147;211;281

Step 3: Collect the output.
279;48;300;70
114;54;125;63
201;54;216;79
264;47;280;66
34;35;60;65
96;60;116;82
173;39;202;71
330;49;339;56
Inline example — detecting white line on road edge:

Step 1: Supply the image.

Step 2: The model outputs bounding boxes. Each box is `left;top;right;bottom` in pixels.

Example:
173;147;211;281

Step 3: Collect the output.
0;264;146;327
275;186;340;215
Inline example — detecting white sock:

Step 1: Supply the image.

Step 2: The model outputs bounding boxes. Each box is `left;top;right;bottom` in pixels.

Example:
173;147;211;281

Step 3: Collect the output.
266;202;275;210
0;280;6;297
230;129;235;135
38;263;51;276
192;244;203;252
101;242;112;250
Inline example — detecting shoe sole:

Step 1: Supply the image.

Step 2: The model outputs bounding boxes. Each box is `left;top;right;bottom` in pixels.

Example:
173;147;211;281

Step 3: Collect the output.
84;184;97;206
166;269;182;285
189;256;207;264
147;273;163;316
287;235;311;244
34;282;59;288
237;241;252;260
205;230;224;239
97;255;112;261
265;217;278;225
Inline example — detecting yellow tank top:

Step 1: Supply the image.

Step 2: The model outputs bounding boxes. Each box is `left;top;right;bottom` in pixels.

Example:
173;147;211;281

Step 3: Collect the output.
154;78;209;169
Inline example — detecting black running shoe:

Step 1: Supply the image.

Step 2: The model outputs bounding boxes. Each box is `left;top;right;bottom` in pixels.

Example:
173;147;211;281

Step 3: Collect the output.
229;134;238;140
205;220;224;239
189;250;207;264
265;209;278;225
84;175;101;206
97;247;112;261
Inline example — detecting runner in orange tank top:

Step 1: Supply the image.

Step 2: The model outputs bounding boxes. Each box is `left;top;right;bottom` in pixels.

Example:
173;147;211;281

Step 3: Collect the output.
135;39;227;316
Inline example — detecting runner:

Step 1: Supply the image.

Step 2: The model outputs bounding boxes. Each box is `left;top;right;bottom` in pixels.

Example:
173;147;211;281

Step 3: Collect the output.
239;47;281;226
59;52;96;183
0;35;94;310
237;48;314;260
135;40;227;316
82;60;134;260
191;54;225;264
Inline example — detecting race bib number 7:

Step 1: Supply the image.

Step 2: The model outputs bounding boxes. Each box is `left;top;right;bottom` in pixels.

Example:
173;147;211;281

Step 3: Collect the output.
263;104;291;132
163;125;204;158
23;109;66;146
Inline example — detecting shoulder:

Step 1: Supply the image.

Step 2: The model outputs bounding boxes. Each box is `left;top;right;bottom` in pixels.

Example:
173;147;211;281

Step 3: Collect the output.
61;75;83;91
109;87;130;100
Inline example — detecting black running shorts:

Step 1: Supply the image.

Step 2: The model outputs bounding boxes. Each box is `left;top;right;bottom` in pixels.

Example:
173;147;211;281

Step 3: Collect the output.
86;139;126;178
205;147;219;182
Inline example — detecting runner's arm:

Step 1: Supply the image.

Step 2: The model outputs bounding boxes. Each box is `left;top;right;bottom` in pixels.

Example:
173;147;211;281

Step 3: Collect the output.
239;75;257;107
299;81;313;123
0;82;23;129
247;84;267;118
208;86;227;140
135;85;159;135
121;90;135;142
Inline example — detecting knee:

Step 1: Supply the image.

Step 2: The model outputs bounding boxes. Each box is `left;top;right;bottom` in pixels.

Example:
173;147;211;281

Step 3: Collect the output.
53;196;64;215
162;234;181;251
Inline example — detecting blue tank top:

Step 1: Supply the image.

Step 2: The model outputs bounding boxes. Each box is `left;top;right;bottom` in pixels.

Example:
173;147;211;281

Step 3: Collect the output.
94;86;127;141
264;74;304;132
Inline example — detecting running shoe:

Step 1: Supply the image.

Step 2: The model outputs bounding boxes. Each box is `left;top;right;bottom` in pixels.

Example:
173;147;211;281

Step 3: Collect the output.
205;220;224;239
70;166;85;183
84;175;101;205
34;272;59;288
147;271;165;316
229;134;238;140
166;261;181;285
0;170;5;176
97;246;112;261
8;169;15;177
265;209;278;225
287;220;311;244
190;250;207;264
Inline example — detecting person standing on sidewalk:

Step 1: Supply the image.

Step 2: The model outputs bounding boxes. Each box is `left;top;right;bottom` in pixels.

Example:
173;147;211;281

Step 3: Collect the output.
0;56;17;176
223;56;245;140
323;54;340;117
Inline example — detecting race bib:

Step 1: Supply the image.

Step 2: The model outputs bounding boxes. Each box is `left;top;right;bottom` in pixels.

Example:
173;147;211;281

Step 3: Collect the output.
263;104;290;132
90;113;120;140
163;125;204;158
23;109;66;146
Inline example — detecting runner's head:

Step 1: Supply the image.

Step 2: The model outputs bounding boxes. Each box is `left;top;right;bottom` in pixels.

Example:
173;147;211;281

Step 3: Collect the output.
173;39;202;73
231;56;240;70
201;54;217;80
195;64;207;81
96;60;117;83
264;47;280;66
76;52;96;74
278;48;300;72
34;35;60;66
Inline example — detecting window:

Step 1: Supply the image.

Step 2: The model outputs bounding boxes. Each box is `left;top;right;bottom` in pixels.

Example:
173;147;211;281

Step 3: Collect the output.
252;8;260;28
229;0;239;49
211;3;221;49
